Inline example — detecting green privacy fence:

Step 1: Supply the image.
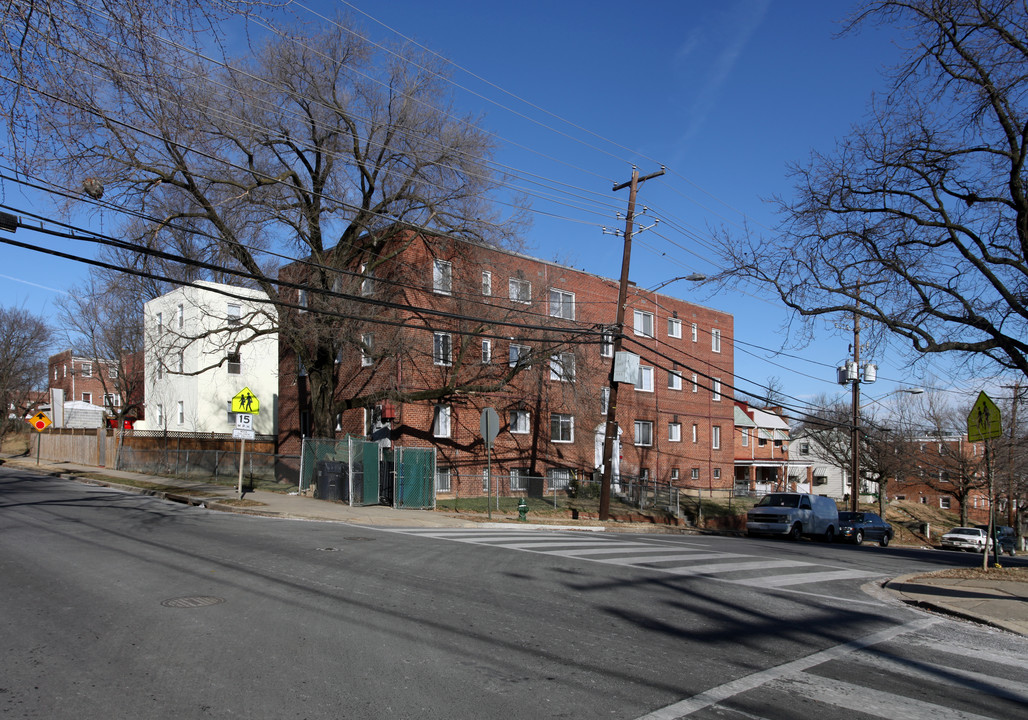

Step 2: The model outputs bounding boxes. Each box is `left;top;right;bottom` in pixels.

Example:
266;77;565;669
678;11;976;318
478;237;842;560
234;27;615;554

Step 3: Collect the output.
299;437;435;510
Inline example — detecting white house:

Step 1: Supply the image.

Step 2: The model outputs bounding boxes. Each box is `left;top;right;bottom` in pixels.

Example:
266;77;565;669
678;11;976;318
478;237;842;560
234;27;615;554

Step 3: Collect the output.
136;281;278;436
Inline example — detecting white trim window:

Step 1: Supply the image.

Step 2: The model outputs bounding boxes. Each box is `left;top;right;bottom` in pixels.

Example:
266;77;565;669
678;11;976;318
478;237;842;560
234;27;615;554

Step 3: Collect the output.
82;392;91;404
668;422;682;442
481;339;492;364
691;467;700;480
482;270;492;296
600;331;614;358
509;277;532;304
433;333;452;366
547;468;573;490
227;303;241;325
509;343;531;368
668;368;683;390
433;259;452;295
691;322;698;342
433;405;451;438
549;352;576;382
691;373;699;392
435;466;452;493
297;290;307;314
600;386;610;415
712;378;722;402
550;413;574;443
549;288;575;320
361;333;374;367
667;317;682;338
670;468;680;481
177;303;184;329
636;365;654;392
712;425;721;450
712;328;722;353
741;428;749;447
634;420;653;447
633;310;654;338
156;403;164;426
156;312;163;334
509;410;530;434
692;423;698;443
81;362;92;378
177;401;184;425
227;352;241;375
510;468;530;492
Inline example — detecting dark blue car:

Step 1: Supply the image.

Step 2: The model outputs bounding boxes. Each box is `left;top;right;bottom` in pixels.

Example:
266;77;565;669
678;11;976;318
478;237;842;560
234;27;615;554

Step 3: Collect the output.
837;511;893;546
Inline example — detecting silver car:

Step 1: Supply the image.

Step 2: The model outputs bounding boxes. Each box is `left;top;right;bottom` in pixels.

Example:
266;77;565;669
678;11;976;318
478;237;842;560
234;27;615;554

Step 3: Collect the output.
939;527;990;552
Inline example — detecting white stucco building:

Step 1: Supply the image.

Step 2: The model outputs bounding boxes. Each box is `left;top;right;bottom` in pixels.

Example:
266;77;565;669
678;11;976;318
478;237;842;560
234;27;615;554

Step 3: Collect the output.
136;281;278;435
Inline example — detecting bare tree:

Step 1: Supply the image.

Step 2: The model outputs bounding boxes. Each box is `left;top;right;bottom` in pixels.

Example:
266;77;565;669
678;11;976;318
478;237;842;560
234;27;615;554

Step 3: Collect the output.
4;6;530;436
0;306;50;446
717;1;1028;381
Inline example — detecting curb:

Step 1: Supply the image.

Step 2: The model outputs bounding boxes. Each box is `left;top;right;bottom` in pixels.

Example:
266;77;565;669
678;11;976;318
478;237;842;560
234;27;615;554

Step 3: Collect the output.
884;572;1026;637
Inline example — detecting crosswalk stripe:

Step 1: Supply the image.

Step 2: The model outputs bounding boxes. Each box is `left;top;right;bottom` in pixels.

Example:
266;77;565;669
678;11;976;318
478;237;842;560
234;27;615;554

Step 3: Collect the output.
770;673;1000;720
730;568;880;587
851;649;1028;703
552;545;711;557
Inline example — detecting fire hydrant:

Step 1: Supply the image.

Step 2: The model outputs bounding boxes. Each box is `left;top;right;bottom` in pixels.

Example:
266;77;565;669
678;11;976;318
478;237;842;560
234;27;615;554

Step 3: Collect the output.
517;498;529;522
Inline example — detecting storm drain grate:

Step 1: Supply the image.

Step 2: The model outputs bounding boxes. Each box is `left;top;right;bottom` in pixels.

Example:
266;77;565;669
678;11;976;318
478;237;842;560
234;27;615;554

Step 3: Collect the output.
161;596;226;608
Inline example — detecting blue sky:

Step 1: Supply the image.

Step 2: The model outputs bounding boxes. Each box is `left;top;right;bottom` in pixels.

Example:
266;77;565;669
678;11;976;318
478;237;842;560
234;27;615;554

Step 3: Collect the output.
0;0;975;413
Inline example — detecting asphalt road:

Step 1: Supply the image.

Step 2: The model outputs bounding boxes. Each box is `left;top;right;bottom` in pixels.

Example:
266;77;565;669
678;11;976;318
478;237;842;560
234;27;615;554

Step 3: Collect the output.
2;467;1026;719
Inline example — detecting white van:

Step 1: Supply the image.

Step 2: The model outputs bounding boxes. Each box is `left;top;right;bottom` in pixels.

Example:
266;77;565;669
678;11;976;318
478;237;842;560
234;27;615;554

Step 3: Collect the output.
746;492;839;542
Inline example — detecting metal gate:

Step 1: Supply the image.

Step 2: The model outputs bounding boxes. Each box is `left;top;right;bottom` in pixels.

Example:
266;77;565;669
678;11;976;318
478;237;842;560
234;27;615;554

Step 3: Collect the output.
349;438;382;507
395;446;436;509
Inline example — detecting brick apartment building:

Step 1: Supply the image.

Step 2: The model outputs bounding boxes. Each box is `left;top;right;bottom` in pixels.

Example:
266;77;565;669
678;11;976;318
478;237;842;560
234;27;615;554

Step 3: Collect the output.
48;350;122;411
889;434;992;524
278;230;735;496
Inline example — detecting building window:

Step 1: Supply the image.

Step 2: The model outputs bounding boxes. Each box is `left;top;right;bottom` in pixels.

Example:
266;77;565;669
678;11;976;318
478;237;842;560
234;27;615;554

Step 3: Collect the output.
691;323;698;342
635;420;653;446
177;401;184;425
509;277;532;304
712;378;722;402
509;410;530;434
692;423;698;443
104;394;119;408
361;333;374;367
633;310;654;338
433;333;452;366
547;468;572;490
549;352;576;382
156;404;164;426
227;303;241;325
667;317;682;338
668;422;682;442
742;429;749;447
713;468;721;480
549;288;575;320
692;373;698;392
81;362;92;378
636;365;654;392
177;303;184;328
712;328;722;353
482;271;492;296
712;425;721;450
940;496;952;509
82;392;91;404
510;468;530;492
668;368;683;390
799;441;810;454
482;468;491;493
435;466;452;493
227;352;241;375
670;468;680;481
758;430;768;447
108;366;118;379
509;343;531;368
550;413;574;443
691;467;700;480
433;259;452;295
297;290;307;313
156;312;163;334
156;361;163;380
481;339;491;364
601;386;610;415
433;405;451;438
600;331;614;358
177;351;184;373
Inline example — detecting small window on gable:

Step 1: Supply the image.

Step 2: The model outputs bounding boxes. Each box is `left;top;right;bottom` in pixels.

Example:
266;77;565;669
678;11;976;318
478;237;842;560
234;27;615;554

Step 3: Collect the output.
433;259;452;295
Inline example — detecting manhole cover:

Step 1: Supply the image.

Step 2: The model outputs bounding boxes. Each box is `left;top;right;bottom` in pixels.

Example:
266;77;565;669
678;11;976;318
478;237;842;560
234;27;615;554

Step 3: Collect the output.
161;596;226;608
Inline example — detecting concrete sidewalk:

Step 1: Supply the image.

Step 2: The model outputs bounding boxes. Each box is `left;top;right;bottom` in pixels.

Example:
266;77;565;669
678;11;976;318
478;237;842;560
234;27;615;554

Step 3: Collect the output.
4;454;1025;636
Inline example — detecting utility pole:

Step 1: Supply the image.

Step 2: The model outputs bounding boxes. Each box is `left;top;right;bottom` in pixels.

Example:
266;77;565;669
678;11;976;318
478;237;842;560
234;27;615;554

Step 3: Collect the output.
1002;380;1023;530
599;166;664;521
850;311;861;514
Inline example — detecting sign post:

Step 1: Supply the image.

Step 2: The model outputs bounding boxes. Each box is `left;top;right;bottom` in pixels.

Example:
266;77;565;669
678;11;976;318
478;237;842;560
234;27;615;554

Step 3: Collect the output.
967;392;1003;569
26;411;51;465
480;407;499;519
231;389;260;499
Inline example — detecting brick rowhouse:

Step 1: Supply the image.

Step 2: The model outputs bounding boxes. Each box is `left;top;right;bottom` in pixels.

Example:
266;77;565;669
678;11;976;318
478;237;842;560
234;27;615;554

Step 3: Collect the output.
277;230;735;496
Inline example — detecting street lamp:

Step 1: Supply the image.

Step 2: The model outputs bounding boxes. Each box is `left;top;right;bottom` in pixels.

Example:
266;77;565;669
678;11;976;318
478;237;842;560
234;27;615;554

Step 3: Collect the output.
846;384;924;511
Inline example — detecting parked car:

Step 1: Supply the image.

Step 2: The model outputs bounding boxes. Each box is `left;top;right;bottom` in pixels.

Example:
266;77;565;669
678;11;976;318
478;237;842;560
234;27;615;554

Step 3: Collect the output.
837;511;893;547
975;525;1018;556
746;492;839;541
939;527;991;552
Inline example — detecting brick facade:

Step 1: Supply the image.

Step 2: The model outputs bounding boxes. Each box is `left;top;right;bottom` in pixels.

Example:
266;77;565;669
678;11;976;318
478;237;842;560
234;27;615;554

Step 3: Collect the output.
48;350;121;410
277;231;735;494
890;435;992;524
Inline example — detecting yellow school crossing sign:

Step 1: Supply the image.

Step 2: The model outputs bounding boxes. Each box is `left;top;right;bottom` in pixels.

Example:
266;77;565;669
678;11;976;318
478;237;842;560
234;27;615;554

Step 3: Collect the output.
231;387;260;415
967;391;1002;442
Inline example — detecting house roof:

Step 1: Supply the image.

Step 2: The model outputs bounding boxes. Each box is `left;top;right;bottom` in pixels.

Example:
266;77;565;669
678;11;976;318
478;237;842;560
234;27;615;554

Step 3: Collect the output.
734;406;757;427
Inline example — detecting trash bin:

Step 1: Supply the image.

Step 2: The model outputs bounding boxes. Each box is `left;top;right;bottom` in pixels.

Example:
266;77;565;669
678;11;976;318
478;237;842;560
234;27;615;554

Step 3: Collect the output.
317;461;346;502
